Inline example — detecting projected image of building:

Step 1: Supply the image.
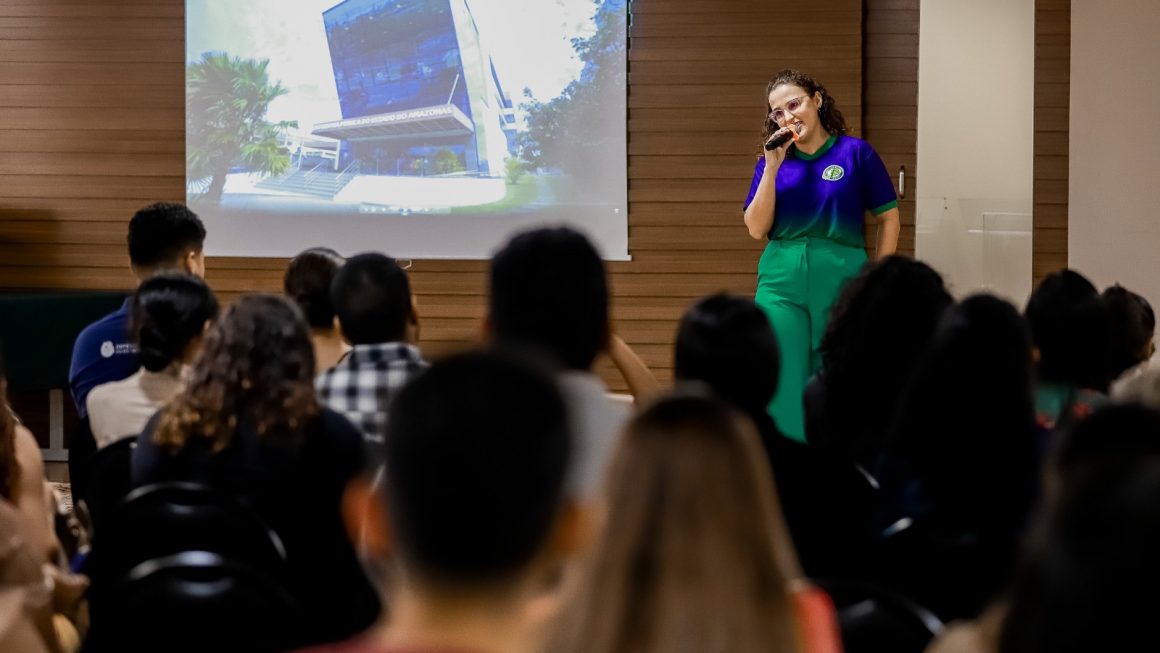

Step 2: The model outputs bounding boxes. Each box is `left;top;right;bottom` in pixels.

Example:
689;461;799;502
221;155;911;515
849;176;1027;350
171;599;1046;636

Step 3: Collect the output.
314;0;518;178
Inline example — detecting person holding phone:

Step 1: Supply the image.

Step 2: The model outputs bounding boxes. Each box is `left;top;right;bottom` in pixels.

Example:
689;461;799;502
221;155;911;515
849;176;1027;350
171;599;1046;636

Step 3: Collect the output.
742;69;900;441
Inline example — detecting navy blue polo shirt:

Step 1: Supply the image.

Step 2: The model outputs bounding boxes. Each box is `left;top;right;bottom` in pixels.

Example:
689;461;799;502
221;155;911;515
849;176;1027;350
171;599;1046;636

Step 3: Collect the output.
69;298;139;417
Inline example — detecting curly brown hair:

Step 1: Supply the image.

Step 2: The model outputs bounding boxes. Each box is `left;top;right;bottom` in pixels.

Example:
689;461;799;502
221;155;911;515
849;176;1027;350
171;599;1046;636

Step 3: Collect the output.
153;294;320;452
757;69;850;155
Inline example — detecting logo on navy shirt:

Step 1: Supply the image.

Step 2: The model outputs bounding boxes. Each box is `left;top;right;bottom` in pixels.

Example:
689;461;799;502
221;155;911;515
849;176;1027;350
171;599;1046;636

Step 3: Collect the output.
822;165;845;181
99;341;137;358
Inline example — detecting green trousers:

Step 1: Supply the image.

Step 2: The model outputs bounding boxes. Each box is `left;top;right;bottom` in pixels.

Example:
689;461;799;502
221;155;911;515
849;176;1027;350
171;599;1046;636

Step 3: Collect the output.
755;237;867;441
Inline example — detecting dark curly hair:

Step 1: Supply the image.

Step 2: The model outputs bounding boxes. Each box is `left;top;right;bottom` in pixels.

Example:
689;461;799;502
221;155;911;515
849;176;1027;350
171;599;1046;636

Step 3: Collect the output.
757;69;850;156
154;294;320;452
814;256;953;461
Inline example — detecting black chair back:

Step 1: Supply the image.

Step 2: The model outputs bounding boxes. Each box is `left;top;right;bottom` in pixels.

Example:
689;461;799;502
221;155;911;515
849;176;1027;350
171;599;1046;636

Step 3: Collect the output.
86;551;303;653
78;437;136;532
871;516;1014;622
816;579;944;653
68;417;98;507
86;481;287;588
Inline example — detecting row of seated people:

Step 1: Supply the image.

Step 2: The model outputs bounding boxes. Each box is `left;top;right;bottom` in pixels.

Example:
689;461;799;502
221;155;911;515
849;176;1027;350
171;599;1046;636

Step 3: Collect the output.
3;201;1160;652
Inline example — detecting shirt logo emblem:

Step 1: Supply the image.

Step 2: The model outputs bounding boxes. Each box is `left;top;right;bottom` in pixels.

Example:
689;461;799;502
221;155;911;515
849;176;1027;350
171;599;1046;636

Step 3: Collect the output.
822;165;845;181
99;341;115;358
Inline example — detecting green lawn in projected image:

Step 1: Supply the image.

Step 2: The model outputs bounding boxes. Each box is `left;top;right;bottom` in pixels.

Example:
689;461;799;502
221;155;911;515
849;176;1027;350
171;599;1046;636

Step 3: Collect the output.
447;174;551;215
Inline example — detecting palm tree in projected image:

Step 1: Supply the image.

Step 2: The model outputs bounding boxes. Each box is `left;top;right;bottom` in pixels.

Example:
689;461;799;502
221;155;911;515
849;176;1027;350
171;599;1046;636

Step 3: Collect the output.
187;53;297;203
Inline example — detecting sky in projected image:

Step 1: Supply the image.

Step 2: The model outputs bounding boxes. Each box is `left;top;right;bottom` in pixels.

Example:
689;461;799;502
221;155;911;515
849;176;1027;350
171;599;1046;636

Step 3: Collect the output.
187;0;596;136
186;0;628;260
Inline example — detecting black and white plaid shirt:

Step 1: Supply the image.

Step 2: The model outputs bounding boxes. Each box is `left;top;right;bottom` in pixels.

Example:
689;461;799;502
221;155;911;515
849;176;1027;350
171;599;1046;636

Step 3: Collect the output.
316;342;428;453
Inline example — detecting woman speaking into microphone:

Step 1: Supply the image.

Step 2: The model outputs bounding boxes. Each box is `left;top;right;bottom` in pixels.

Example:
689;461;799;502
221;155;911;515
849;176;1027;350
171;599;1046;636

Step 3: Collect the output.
742;69;900;441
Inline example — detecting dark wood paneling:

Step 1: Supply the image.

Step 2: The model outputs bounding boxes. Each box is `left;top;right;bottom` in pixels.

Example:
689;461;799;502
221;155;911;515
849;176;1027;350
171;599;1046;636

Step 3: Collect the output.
862;0;918;257
1034;0;1070;281
0;0;863;393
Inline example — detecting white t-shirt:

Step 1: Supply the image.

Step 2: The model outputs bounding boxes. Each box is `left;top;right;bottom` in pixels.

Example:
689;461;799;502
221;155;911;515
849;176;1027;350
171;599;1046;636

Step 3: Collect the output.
86;367;188;449
557;371;632;499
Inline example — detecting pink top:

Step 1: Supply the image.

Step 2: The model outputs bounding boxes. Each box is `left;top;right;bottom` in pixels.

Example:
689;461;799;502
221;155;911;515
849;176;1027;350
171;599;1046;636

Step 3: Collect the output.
794;586;845;653
295;641;483;653
299;588;844;653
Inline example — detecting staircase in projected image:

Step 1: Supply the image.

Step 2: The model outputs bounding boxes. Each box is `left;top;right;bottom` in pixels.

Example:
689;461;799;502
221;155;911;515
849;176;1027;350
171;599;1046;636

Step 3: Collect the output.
256;168;357;199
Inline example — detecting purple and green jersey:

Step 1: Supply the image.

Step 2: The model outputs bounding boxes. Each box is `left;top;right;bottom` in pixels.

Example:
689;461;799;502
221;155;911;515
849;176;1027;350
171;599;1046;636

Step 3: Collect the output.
743;134;898;248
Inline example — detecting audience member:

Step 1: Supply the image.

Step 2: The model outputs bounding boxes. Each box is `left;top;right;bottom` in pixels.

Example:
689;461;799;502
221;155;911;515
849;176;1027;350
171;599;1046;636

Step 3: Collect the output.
927;403;1160;653
805;256;952;464
300;350;576;653
316;253;425;459
69;203;207;417
877;295;1039;622
2;352;88;652
674;292;877;579
997;460;1160;652
40;202;1153;653
86;273;218;449
2;355;56;563
1024;269;1112;430
545;391;840;653
489;227;658;500
1102;284;1155;389
1051;402;1160;492
132;294;379;646
284;247;350;373
0;500;54;653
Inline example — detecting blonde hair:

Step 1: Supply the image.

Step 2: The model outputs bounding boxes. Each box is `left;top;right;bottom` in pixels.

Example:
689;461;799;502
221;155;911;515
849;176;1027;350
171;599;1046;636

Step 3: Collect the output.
546;391;803;653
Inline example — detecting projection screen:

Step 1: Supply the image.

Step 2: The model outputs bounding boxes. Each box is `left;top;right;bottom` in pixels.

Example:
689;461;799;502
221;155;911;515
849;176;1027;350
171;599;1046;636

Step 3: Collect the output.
186;0;628;259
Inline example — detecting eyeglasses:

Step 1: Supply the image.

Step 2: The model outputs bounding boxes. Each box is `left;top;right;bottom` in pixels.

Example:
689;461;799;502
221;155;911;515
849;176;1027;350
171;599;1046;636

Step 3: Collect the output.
769;96;808;123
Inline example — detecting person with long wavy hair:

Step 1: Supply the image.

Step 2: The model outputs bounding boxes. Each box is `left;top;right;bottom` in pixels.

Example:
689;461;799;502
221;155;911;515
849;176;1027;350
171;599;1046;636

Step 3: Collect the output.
544;392;840;653
131;294;379;647
806;256;953;467
1;351;58;568
876;295;1039;623
741;69;901;441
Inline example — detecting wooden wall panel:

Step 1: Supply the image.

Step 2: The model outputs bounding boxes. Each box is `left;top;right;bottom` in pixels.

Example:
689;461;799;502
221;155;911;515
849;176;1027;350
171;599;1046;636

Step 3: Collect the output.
0;0;863;391
862;0;918;257
1033;0;1070;281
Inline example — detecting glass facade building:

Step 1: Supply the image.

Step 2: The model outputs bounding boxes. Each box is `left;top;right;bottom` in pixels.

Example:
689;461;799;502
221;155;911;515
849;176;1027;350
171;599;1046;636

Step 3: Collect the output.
314;0;516;177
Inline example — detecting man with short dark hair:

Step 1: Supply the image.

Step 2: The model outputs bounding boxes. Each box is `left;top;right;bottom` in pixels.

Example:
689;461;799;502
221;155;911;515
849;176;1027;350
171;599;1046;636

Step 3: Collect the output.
301;350;578;653
488;227;656;500
69;202;207;416
317;253;426;456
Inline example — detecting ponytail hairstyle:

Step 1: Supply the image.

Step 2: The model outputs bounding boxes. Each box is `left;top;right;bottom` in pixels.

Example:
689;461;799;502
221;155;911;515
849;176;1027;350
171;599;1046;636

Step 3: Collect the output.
758;69;849;156
133;272;219;373
0;349;20;501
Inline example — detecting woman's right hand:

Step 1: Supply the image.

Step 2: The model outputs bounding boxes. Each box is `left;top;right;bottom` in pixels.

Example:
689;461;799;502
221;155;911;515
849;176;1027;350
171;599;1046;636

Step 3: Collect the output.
764;126;795;168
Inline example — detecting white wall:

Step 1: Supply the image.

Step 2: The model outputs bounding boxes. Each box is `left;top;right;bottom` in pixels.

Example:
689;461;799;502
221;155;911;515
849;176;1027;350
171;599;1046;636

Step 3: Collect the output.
916;0;1035;302
1069;0;1160;311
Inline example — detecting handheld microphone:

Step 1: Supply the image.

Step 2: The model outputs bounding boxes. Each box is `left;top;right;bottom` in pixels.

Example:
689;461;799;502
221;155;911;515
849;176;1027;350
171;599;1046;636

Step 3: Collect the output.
764;124;802;151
